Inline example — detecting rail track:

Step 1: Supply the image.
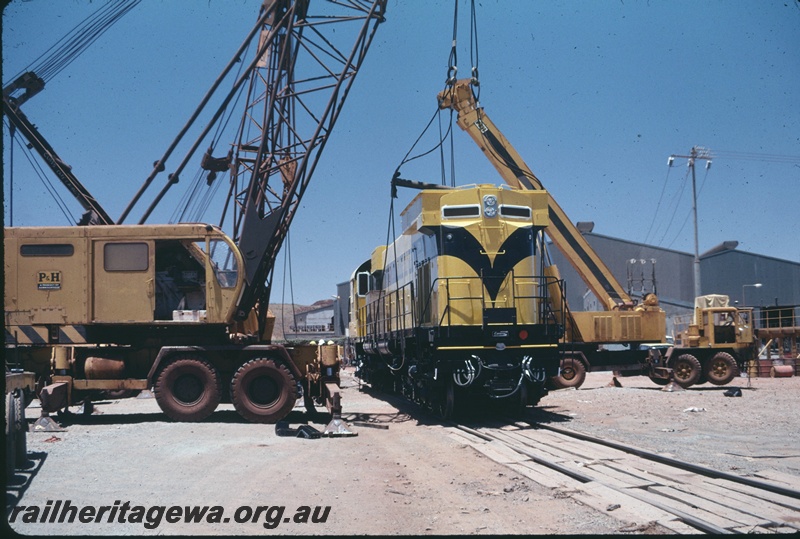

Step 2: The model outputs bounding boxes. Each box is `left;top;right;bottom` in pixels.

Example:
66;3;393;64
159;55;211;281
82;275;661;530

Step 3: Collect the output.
448;419;800;534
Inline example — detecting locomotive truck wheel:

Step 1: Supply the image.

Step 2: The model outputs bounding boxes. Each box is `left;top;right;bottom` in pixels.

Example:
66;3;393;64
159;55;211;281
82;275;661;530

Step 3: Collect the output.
6;392;18;477
550;358;587;389
14;390;27;465
506;380;529;417
704;352;739;386
154;356;222;422
671;354;702;388
230;358;298;423
435;380;456;420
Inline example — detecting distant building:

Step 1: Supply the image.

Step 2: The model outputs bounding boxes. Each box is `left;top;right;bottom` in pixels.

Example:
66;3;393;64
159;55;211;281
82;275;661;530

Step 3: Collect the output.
547;222;800;336
284;301;335;342
331;224;799;344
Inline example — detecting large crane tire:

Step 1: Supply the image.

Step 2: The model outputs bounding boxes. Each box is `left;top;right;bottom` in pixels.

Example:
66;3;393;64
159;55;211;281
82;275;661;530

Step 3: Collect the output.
231;358;298;423
154;355;222;422
672;354;702;388
549;357;587;389
704;352;739;386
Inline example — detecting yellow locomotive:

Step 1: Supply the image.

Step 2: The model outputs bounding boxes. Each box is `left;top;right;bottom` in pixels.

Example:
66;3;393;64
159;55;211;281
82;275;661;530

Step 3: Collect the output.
349;184;566;418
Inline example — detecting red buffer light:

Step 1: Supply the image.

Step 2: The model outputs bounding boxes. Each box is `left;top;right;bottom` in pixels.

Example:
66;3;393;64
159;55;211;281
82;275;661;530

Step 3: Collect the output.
518;329;529;341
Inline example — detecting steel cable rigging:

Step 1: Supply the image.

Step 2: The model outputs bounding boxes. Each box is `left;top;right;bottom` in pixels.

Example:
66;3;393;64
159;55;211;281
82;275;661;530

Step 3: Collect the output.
4;0;140;87
3;0;140;226
375;0;483;366
392;0;481;189
4;118;75;224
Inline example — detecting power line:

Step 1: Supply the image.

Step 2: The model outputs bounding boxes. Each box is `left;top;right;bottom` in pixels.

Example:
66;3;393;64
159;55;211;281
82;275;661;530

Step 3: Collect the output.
698;149;800;164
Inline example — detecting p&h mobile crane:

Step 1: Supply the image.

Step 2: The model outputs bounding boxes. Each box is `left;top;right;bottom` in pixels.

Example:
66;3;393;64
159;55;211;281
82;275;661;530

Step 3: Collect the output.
3;0;387;432
438;79;756;389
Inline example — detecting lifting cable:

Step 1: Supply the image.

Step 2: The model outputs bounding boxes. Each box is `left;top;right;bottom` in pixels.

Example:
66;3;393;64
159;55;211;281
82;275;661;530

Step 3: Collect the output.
4;0;140;87
393;0;482;189
170;60;250;225
375;0;484;367
4;0;139;225
4;118;75;224
279;230;299;342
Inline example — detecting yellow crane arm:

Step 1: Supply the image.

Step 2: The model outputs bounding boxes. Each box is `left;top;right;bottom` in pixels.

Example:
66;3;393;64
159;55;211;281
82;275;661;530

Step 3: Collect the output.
438;79;634;310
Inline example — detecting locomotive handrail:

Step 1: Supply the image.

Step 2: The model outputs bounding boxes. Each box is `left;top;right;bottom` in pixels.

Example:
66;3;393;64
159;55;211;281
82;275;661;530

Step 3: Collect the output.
358;273;567;344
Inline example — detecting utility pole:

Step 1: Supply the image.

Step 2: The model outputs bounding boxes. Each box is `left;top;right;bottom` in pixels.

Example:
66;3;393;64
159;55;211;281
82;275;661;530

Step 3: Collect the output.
668;146;712;299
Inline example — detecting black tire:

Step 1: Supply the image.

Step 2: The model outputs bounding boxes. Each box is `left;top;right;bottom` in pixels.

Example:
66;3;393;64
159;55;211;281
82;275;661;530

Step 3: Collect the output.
550;357;587;389
704;352;739;386
230;358;298;423
648;375;670;386
154;355;222;422
671;354;702;388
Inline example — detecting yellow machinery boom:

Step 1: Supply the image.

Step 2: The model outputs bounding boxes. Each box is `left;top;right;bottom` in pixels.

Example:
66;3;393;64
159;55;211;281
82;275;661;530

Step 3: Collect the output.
439;79;665;344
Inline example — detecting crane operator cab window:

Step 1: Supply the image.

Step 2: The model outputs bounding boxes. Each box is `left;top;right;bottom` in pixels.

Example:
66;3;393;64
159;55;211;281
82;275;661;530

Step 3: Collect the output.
206;239;239;289
154;240;212;320
153;238;239;321
712;310;737;344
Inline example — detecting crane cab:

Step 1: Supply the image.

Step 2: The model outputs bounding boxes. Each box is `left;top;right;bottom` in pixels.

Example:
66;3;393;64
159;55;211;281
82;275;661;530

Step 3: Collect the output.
4;224;245;341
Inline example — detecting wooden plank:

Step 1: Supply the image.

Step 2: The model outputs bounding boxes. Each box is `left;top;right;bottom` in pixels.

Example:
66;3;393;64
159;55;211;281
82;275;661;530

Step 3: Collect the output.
706;478;800;511
471;440;531;464
683;479;800;530
586;456;800;530
648;484;769;528
579;462;658;489
602;456;699;487
576;482;700;535
506;462;585;490
525;457;655;490
536;437;627;463
752;469;800;490
732;525;799;534
447;431;487;446
631;486;743;530
489;430;570;463
512;428;627;461
501;428;623;466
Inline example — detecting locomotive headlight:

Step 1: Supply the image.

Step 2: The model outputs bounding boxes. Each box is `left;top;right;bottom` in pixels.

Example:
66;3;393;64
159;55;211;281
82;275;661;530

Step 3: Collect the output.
483;195;498;218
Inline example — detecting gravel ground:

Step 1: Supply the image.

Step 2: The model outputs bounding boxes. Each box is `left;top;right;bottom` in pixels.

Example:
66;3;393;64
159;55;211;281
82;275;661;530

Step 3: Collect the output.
5;368;798;536
534;371;800;479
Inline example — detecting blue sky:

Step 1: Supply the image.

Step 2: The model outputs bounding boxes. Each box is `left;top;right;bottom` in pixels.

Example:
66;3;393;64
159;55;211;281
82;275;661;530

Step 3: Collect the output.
4;0;799;305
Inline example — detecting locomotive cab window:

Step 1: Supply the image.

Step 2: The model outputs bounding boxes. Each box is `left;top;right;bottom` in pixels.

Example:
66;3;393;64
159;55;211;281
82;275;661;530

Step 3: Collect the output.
357;271;371;297
442;205;480;219
499;205;532;219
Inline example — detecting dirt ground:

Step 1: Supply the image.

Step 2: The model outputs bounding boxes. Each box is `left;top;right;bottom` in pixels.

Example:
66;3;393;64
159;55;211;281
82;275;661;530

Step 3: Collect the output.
6;368;799;536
